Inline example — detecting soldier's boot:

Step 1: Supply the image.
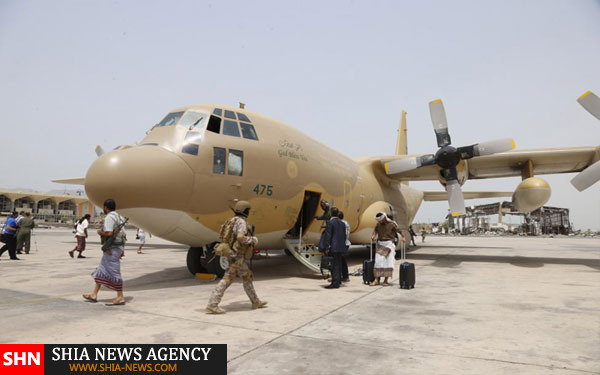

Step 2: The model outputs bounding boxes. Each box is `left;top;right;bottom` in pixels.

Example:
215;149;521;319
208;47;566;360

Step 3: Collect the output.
252;301;268;309
205;304;226;314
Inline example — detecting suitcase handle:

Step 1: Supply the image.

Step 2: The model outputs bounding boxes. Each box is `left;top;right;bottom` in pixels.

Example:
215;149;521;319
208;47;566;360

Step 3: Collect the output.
369;239;373;261
400;234;406;260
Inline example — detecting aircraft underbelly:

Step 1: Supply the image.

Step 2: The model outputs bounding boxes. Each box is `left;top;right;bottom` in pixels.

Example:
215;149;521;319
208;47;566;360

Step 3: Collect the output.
118;207;290;249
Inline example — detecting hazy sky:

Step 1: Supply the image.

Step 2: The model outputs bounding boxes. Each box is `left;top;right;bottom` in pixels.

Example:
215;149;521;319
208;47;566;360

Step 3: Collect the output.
1;0;599;229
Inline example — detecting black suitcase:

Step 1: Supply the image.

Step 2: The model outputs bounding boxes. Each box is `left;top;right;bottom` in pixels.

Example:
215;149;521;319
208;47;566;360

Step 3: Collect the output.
320;255;333;279
399;241;415;289
400;262;415;289
363;241;375;284
363;260;375;284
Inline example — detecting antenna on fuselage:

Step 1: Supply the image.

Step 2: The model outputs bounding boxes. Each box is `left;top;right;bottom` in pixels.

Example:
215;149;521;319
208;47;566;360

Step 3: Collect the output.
239;102;246;109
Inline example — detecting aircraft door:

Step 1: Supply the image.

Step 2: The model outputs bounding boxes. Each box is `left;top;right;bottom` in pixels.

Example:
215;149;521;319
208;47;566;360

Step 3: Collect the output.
348;177;363;230
286;191;321;238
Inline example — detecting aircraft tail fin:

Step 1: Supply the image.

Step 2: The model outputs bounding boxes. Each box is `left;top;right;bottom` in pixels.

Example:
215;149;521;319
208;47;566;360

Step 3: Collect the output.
396;110;407;155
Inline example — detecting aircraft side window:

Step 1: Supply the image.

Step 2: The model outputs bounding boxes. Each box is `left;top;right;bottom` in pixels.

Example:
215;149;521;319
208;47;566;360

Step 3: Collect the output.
213;147;226;174
213;108;223;116
224;110;237;120
237;112;251;122
240;122;259;141
207;115;221;134
223;120;241;137
182;144;199;156
228;149;243;176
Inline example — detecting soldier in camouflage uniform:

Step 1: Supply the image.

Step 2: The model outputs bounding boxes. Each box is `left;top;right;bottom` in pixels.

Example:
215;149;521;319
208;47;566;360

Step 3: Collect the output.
206;201;268;314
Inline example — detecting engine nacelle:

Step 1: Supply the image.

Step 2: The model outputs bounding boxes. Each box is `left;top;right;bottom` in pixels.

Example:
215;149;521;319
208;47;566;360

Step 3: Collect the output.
350;201;394;244
512;177;551;212
437;160;468;187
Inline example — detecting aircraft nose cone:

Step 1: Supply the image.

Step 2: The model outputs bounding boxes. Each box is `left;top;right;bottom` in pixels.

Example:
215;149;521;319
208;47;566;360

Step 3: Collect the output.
85;147;194;211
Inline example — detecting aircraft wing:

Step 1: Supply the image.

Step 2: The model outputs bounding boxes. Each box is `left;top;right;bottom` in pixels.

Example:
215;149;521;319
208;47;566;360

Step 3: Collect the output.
379;146;600;181
423;191;513;201
52;177;86;185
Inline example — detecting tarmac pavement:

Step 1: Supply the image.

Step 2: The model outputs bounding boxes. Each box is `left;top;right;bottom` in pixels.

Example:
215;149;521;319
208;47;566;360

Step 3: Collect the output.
0;229;598;374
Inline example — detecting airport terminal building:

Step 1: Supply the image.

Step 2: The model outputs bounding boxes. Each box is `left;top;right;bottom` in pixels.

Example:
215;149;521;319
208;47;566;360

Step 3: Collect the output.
0;189;94;222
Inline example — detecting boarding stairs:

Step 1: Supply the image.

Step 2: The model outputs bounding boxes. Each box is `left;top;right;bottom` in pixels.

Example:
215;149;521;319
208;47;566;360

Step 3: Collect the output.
282;238;324;273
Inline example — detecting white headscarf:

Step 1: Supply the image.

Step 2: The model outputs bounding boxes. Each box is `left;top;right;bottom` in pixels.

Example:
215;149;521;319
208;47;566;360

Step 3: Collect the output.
375;212;388;222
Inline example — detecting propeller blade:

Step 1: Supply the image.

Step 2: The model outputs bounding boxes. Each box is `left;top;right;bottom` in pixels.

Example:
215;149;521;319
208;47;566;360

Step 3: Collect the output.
446;179;466;217
429;99;451;147
385;157;418;174
384;154;436;175
577;91;600;120
458;138;515;159
571;160;600;192
95;145;105;157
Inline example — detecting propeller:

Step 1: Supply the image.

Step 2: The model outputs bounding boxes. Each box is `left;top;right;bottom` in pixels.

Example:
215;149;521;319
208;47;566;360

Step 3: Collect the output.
95;145;105;157
577;90;600;120
571;90;600;191
386;99;515;216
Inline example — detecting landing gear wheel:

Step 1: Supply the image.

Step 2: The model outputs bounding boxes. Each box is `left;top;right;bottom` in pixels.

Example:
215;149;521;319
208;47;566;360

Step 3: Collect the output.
205;242;227;278
186;247;208;275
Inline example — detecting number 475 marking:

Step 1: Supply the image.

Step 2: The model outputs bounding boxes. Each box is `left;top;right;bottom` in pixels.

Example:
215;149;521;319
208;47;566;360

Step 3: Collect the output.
253;184;273;196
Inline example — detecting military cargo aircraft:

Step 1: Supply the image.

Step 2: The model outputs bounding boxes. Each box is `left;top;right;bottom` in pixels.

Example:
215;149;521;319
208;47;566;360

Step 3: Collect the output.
54;97;600;277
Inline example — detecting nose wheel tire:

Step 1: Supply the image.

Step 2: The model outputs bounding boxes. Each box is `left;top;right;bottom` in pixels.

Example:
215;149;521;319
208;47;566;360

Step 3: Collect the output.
186;247;208;275
204;243;227;278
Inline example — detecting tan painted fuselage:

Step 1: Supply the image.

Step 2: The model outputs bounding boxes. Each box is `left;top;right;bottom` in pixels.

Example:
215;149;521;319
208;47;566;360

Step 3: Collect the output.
84;104;423;249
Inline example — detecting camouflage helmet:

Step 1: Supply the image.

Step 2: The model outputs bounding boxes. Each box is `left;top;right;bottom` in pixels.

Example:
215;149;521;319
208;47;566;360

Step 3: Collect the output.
233;200;251;216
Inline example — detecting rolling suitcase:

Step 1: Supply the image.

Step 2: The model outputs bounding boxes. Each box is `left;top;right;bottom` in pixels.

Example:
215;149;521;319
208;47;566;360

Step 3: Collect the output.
399;241;415;289
362;240;375;284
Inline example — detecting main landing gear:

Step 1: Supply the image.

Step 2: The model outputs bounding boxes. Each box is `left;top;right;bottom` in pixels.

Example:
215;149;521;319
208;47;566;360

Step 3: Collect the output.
186;243;227;278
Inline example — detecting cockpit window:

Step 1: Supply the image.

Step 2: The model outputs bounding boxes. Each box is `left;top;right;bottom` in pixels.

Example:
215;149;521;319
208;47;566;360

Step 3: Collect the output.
207;115;221;133
224;110;236;120
240;122;259;140
213;108;222;116
179;111;207;127
223;120;241;137
237;112;251;122
157;111;184;127
182;144;199;155
184;131;203;144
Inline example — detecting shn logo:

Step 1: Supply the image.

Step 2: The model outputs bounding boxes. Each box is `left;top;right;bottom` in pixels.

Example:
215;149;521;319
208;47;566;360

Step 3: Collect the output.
3;352;41;366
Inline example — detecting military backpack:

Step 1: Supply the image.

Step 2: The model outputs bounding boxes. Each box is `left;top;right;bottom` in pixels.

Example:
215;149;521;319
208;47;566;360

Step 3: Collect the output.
213;218;236;258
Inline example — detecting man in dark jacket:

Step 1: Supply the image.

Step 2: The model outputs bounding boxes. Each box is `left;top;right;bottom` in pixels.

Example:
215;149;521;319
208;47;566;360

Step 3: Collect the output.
318;207;348;289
